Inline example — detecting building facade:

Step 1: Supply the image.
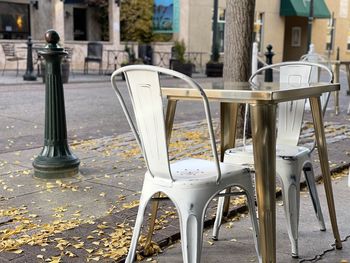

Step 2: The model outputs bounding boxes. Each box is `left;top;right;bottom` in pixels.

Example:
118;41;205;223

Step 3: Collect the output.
0;0;349;73
0;0;121;72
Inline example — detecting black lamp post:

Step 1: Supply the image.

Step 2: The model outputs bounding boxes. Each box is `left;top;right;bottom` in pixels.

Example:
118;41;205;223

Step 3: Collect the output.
211;0;219;61
23;36;37;81
307;0;314;51
33;30;80;179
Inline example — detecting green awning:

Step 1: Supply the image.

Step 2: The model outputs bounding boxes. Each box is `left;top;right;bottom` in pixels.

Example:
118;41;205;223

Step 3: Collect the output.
280;0;331;18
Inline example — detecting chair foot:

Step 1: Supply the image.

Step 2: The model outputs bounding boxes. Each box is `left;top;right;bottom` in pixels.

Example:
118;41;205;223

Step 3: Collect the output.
291;239;298;258
279;170;300;257
304;165;326;231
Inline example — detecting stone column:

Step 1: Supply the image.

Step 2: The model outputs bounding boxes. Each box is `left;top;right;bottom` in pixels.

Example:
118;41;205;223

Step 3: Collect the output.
110;0;120;47
52;0;65;44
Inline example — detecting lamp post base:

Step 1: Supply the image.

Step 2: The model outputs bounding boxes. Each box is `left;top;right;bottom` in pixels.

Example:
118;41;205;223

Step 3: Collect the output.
33;155;80;179
23;73;37;81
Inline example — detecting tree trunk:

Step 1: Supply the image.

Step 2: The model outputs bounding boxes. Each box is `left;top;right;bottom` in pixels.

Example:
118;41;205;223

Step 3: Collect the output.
224;0;255;138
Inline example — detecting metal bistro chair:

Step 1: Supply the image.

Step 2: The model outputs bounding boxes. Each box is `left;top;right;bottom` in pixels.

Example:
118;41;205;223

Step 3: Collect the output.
84;42;103;74
213;61;333;258
111;65;260;263
64;47;74;75
1;43;26;76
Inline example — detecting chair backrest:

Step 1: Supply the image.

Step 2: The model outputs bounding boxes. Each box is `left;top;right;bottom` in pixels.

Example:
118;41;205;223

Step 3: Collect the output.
1;44;16;57
277;64;312;146
64;47;74;61
87;42;102;58
300;46;332;110
111;65;221;183
248;61;333;147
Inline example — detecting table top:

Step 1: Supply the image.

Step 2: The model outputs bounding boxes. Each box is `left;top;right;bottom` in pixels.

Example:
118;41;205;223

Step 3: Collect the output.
162;82;340;104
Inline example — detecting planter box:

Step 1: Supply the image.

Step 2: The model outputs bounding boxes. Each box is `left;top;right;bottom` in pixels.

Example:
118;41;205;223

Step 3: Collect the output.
205;62;223;77
171;60;193;77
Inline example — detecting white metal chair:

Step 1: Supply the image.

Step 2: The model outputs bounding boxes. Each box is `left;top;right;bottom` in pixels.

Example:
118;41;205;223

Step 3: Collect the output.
111;65;259;263
213;61;333;258
1;43;26;76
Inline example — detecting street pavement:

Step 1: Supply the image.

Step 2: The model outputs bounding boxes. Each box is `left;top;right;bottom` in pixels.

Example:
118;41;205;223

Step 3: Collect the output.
1;69;350;262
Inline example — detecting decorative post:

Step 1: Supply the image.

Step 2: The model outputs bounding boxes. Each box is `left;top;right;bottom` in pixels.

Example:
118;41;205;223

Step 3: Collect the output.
211;0;219;62
336;47;340;60
23;36;37;81
307;0;314;51
33;30;80;179
264;44;274;82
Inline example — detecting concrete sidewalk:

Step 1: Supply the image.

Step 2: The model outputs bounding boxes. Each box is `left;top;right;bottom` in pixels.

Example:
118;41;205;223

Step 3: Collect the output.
1;70;350;262
1;116;350;262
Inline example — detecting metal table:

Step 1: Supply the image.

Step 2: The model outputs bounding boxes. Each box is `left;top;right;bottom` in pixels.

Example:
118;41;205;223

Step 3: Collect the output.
161;81;342;262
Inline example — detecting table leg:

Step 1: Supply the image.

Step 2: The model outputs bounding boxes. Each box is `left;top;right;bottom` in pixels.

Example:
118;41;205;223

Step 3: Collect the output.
309;96;342;249
220;102;239;214
346;65;350;96
144;100;177;252
220;103;239;160
250;103;277;263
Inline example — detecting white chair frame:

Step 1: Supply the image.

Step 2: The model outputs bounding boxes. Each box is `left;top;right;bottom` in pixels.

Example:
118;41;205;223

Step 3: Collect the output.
213;61;333;258
111;65;260;263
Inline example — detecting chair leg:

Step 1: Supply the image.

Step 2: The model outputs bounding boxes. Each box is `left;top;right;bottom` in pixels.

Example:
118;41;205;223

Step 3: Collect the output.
179;201;205;263
2;60;6;75
16;59;19;76
278;168;301;258
84;62;87;74
212;194;225;240
125;198;149;263
70;64;74;76
303;163;326;231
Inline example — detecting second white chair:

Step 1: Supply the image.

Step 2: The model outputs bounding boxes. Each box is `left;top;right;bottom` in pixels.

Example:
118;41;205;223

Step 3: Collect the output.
213;61;333;258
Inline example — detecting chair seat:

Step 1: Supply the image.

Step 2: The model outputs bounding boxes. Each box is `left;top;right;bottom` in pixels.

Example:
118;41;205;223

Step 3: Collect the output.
225;144;310;168
85;56;102;62
7;57;25;61
169;158;249;186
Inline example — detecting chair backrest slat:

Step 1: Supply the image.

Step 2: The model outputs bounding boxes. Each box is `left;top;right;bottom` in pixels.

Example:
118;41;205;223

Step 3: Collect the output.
2;44;16;57
87;42;102;58
124;69;171;180
111;65;222;183
277;65;312;146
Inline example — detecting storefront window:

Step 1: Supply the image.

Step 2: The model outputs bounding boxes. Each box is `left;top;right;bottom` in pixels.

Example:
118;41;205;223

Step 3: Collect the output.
0;2;30;39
